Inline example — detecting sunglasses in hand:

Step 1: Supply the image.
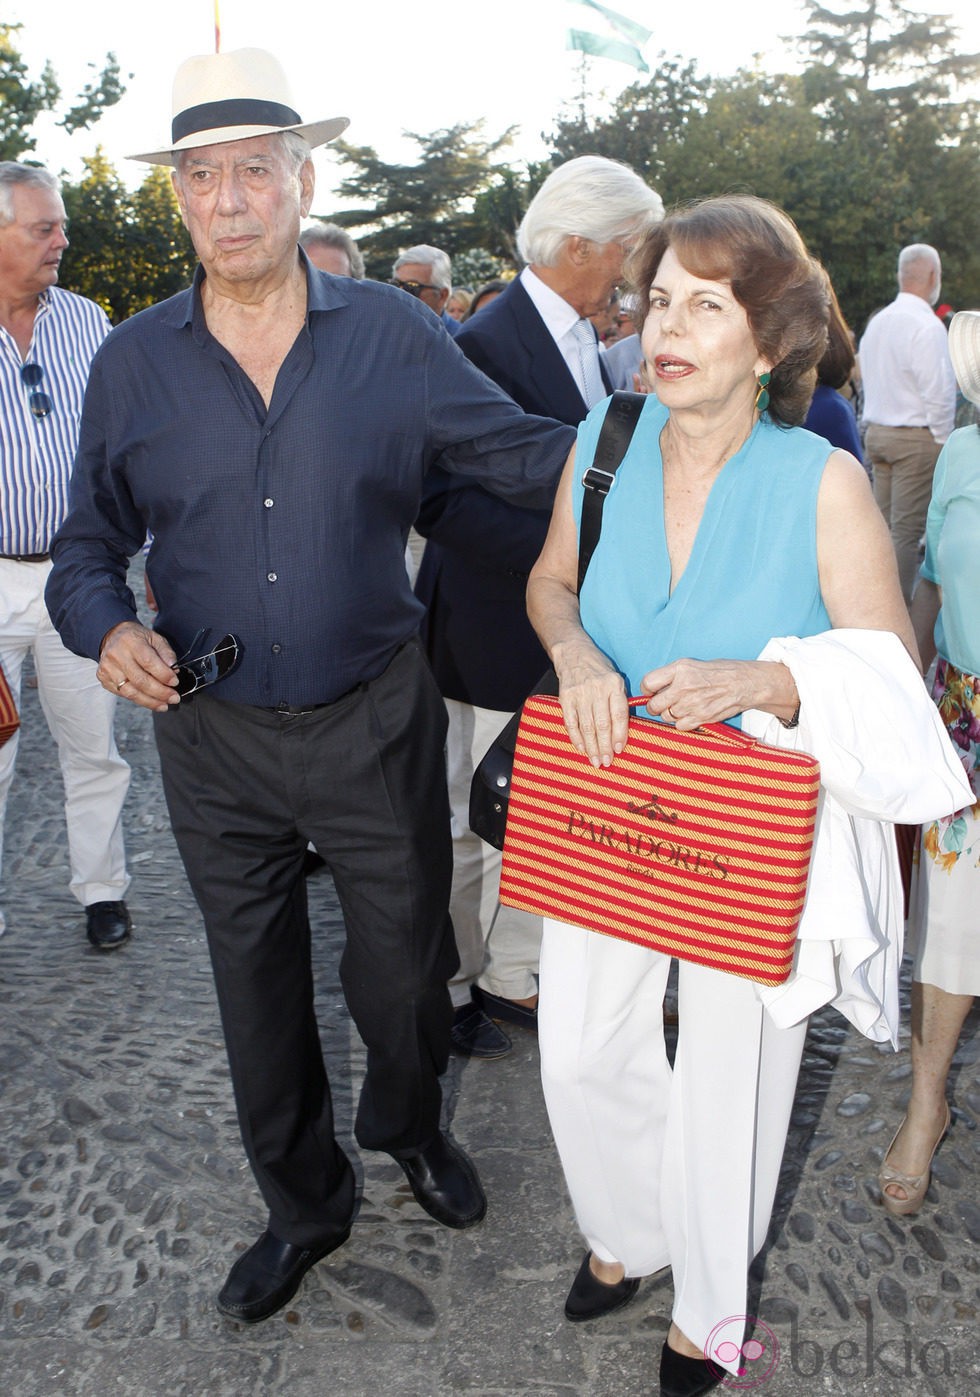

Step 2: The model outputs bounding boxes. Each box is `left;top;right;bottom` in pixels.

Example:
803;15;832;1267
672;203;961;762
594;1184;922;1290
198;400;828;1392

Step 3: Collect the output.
172;629;242;696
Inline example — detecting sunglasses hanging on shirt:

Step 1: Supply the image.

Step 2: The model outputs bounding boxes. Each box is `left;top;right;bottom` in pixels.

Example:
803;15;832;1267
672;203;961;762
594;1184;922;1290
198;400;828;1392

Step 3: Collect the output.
21;363;52;420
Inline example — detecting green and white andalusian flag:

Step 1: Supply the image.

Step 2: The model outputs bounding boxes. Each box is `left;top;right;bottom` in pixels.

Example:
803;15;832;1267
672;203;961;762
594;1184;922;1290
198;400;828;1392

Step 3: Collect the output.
566;0;652;73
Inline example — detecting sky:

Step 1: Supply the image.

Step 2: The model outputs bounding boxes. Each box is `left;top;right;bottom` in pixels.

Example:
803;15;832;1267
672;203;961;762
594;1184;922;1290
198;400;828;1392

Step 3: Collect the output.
7;0;980;214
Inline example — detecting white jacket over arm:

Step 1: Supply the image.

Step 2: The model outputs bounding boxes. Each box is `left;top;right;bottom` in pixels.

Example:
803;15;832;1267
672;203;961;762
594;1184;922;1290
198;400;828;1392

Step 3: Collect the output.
742;629;972;1046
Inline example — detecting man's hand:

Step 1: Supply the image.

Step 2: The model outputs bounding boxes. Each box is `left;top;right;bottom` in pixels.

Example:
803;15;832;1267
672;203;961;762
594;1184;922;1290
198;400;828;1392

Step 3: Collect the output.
97;621;179;711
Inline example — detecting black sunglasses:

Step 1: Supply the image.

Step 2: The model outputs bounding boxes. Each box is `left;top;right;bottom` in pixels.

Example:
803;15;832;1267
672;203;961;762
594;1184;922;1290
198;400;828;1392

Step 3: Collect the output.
21;363;52;420
172;629;242;696
390;277;439;297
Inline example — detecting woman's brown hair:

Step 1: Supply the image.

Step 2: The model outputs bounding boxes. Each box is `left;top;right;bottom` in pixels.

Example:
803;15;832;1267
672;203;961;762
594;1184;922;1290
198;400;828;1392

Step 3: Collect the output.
629;195;830;427
816;272;856;390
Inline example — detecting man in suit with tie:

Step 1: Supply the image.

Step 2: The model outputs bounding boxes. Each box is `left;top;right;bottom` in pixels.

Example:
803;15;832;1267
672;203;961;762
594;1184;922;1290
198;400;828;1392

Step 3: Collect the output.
415;157;663;1057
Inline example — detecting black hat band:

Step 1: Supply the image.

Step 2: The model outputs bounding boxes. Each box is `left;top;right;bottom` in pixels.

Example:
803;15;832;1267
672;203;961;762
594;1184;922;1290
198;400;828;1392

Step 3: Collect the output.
172;98;303;144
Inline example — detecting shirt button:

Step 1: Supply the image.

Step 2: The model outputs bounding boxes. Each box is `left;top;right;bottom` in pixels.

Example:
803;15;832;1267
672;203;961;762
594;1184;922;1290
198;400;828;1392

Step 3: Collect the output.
264;498;274;508
271;643;282;654
267;572;277;582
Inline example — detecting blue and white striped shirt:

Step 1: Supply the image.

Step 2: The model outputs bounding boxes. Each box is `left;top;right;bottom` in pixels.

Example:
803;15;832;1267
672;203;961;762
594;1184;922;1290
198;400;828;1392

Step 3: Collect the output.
0;287;110;554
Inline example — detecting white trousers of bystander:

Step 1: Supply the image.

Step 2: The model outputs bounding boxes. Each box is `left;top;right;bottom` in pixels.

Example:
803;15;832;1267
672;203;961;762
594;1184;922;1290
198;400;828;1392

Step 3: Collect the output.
0;558;130;930
444;697;542;1007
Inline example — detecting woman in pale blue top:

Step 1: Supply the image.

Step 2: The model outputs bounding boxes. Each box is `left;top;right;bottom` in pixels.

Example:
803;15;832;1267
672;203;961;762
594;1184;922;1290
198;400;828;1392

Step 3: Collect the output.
526;196;915;1397
880;311;980;1218
570;401;831;703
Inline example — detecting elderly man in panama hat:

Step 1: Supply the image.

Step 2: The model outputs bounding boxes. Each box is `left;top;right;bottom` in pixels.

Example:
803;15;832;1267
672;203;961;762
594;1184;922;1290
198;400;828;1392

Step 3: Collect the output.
46;48;574;1323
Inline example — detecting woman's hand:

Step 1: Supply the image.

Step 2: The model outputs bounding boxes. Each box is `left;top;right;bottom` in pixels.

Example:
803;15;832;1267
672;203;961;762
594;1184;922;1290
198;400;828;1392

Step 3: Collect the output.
555;644;629;768
641;658;799;730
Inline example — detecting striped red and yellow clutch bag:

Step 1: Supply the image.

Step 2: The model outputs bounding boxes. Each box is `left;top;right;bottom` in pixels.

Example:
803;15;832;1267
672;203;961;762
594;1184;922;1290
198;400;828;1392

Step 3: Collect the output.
499;695;820;986
0;660;19;750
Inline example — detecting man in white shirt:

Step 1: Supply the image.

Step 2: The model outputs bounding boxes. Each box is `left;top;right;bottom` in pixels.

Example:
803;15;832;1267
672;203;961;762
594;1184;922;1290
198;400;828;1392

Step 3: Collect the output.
859;244;956;600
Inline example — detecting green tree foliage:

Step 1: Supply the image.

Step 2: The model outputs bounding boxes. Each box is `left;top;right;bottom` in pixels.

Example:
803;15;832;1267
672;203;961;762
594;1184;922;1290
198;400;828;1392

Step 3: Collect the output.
60;152;195;323
547;57;711;195
126;167;197;309
469;161;554;266
0;22;124;160
795;1;980;107
788;1;980;325
451;248;510;289
539;5;979;330
321;121;517;279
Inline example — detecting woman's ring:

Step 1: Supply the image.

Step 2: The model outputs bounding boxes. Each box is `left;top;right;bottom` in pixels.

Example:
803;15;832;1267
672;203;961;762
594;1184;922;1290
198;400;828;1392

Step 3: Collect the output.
116;678;128;689
665;706;676;721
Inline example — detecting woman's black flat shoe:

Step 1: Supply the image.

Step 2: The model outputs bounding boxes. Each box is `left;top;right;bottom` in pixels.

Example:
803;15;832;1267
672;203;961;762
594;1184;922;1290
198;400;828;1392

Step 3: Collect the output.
563;1251;640;1321
659;1340;723;1397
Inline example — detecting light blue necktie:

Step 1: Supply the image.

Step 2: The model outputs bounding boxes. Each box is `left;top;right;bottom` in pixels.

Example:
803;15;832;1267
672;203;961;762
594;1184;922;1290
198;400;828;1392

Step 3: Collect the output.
572;318;606;409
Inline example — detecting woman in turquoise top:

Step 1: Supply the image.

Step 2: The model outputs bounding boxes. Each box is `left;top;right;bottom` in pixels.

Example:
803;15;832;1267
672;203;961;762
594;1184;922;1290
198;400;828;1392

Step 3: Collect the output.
879;311;980;1219
527;196;915;1397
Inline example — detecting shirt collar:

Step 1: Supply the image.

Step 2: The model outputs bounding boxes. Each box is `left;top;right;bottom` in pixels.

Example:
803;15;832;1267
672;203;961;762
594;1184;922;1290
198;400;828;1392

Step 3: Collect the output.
894;291;937;318
166;247;352;332
520;265;582;341
299;245;352;314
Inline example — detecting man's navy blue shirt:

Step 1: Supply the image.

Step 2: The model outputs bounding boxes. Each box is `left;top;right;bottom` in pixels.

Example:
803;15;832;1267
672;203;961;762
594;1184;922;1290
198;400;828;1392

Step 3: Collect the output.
47;260;574;707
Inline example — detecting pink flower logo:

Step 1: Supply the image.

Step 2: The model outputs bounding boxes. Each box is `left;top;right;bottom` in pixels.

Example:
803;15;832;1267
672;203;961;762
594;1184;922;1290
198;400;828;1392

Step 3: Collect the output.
704;1315;780;1388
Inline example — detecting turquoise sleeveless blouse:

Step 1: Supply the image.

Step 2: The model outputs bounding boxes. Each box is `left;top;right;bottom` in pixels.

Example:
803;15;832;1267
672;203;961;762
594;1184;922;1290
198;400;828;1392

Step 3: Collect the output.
572;398;833;707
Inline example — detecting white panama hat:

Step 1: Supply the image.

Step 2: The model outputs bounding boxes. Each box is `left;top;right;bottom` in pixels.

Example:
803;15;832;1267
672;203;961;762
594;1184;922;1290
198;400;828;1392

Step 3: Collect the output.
129;48;348;166
948;310;980;408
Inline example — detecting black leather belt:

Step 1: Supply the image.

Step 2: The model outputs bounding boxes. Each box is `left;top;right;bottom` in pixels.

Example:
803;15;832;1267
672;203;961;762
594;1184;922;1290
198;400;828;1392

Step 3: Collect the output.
267;701;333;715
264;680;362;716
0;551;50;562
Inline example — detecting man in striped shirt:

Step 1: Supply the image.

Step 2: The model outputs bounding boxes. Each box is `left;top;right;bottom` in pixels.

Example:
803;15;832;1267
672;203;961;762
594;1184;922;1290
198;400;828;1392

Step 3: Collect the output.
0;162;131;950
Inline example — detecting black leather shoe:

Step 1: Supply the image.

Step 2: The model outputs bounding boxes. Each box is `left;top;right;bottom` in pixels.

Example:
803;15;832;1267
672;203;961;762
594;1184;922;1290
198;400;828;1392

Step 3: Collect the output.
472;985;537;1033
659;1340;723;1396
564;1251;640;1321
217;1226;351;1324
392;1133;486;1229
451;1003;512;1058
85;900;132;950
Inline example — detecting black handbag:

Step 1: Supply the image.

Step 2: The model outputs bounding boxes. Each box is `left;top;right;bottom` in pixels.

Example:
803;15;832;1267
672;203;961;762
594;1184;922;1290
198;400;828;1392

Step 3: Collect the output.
468;391;645;850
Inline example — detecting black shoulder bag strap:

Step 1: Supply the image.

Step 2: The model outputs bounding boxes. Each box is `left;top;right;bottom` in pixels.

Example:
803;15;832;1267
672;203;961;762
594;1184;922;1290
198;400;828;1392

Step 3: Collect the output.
577;389;645;593
468;390;646;850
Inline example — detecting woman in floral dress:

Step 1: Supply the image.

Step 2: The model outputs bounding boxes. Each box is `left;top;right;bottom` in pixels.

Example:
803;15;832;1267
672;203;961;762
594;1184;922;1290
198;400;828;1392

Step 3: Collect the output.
879;310;980;1216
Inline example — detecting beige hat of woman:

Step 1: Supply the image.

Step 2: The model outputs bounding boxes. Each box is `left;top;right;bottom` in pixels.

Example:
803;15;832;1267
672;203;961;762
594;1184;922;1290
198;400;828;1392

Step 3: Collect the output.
129;48;348;165
948;310;980;407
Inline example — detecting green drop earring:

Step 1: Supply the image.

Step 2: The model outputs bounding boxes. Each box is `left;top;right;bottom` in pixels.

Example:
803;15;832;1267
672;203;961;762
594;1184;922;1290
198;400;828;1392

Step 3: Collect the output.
754;371;771;413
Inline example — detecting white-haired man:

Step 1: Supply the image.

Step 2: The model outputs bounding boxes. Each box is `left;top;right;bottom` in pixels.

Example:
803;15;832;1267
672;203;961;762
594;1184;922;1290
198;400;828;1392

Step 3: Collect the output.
46;48;574;1325
0;161;132;950
415;156;663;1057
392;243;459;335
859;243;957;600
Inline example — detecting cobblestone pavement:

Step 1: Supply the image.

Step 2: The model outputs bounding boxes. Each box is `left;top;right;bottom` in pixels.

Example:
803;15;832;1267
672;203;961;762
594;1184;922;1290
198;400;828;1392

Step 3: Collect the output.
1;575;978;1396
